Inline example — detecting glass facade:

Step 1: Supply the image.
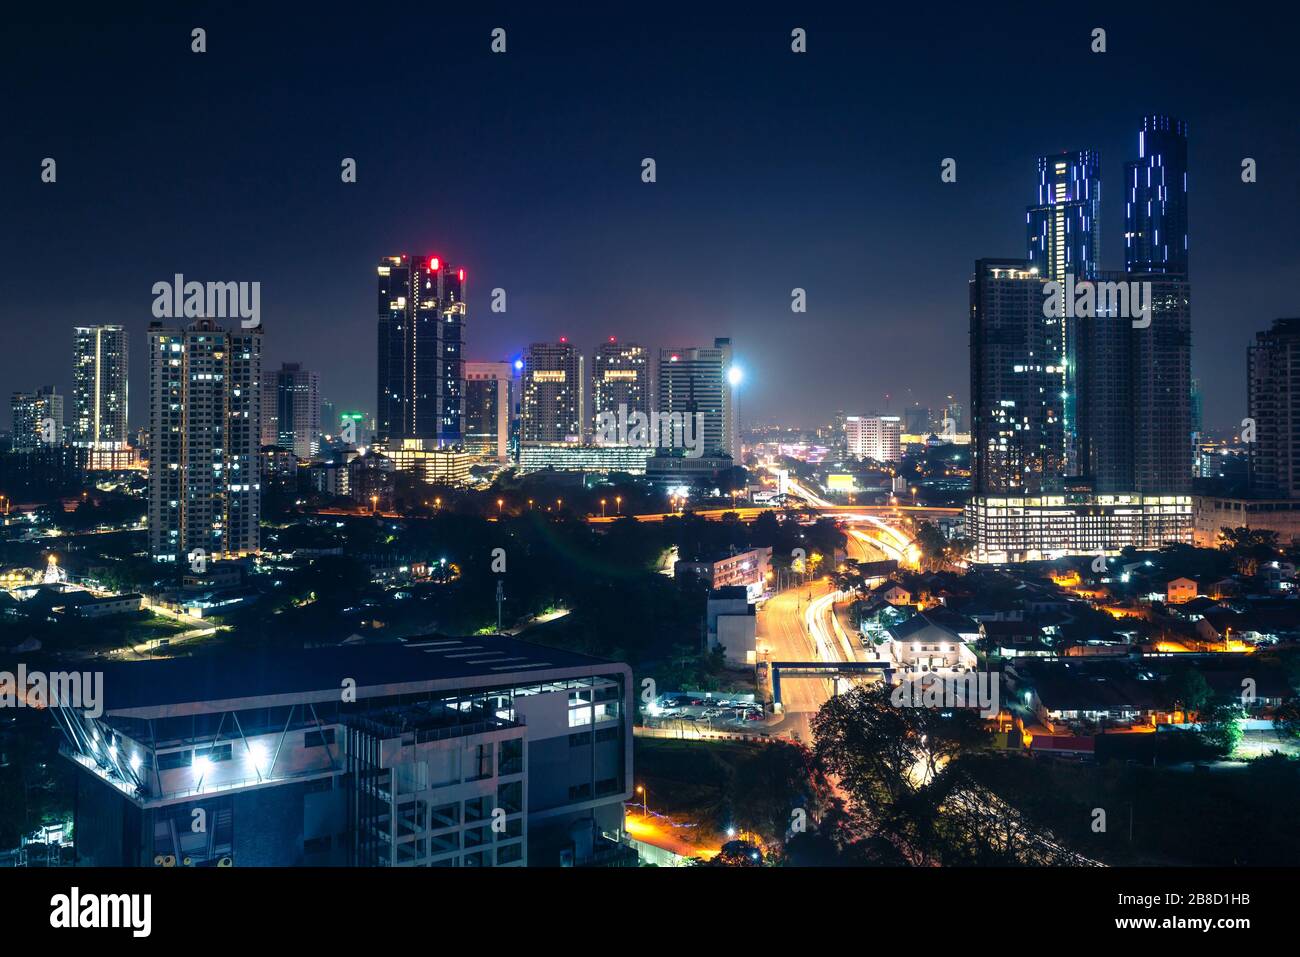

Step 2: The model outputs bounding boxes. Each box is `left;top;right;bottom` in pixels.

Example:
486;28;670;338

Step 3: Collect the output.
376;255;466;446
1124;115;1189;277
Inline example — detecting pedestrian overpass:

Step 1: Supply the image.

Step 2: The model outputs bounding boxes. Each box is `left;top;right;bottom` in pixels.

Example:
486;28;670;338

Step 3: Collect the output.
768;660;894;711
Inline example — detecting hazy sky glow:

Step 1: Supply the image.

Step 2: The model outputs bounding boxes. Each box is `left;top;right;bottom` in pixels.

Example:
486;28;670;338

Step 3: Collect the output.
3;3;1296;433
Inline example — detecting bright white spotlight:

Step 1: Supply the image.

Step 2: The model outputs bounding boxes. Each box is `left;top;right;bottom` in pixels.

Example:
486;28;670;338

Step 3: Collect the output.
246;741;270;773
727;365;743;387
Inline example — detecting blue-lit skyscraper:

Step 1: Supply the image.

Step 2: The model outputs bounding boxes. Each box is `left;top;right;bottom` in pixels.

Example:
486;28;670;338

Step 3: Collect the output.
1027;149;1099;475
1027;149;1101;282
1124;115;1189;276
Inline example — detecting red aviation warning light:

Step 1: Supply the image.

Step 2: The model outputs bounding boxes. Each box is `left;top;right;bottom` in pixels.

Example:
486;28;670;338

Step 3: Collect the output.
458;268;465;281
428;257;441;272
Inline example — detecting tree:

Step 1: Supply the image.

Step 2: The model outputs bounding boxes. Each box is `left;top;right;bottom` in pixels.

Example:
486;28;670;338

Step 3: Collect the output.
1273;699;1300;740
812;684;985;807
913;521;948;571
1219;526;1279;576
731;742;832;844
913;521;969;571
1200;702;1244;756
695;839;763;866
1169;666;1212;718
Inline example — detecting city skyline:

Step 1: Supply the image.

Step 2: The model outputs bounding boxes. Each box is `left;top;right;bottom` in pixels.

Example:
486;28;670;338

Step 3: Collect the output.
4;7;1296;434
5;4;1300;904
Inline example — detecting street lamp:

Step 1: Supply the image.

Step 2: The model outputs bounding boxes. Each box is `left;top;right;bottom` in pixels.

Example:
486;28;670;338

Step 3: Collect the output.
615;495;621;515
600;498;606;518
370;494;379;514
497;497;504;518
636;785;648;817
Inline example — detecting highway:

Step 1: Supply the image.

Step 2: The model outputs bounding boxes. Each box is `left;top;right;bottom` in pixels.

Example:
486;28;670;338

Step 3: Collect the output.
751;470;1106;864
756;509;899;742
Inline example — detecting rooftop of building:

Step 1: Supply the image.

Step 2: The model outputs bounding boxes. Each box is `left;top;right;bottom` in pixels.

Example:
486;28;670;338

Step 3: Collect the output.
709;585;750;601
346;699;522;744
888;608;980;642
73;635;624;718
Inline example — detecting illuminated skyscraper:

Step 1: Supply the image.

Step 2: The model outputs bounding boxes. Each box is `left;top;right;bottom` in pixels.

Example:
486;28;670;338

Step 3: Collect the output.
844;415;901;462
591;338;649;434
1077;116;1192;494
1027;150;1101;282
72;324;129;449
521;340;584;444
1027;150;1099;474
148;319;261;562
657;338;737;457
260;362;321;458
968;260;1062;495
10;386;64;450
464;361;515;461
1248;318;1300;498
376;254;466;446
1124;115;1189;276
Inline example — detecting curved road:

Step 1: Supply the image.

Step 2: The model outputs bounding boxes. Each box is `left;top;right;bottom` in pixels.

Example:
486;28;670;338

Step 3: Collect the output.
757;521;895;741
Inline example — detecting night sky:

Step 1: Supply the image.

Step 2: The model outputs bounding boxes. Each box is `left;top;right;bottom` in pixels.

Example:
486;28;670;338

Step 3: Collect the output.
3;2;1296;433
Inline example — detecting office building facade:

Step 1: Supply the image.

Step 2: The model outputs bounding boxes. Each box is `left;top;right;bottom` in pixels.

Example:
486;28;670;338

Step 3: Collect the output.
261;362;321;459
968;259;1063;496
518;443;654;475
657;338;737;457
1075;273;1192;495
376;254;466;446
148;319;261;561
464;361;515;462
371;438;474;487
53;639;634;868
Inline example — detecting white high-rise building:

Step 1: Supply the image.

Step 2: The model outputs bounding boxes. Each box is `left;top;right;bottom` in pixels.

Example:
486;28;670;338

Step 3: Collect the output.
148;319;261;561
73;325;129;449
10;386;65;450
844;414;901;462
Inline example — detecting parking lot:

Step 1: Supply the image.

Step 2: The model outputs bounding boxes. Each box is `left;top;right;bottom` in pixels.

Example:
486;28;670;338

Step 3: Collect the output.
645;693;767;730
